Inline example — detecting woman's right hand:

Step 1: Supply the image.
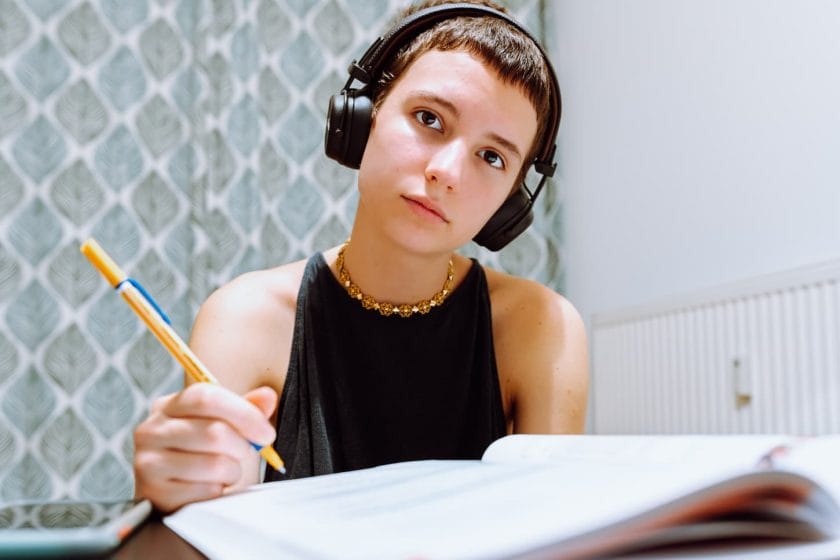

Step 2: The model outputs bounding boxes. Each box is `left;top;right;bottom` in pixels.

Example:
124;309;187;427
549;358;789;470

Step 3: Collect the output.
133;383;278;513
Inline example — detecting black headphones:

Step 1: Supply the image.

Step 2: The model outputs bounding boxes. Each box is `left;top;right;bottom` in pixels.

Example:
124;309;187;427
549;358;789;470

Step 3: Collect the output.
324;2;561;251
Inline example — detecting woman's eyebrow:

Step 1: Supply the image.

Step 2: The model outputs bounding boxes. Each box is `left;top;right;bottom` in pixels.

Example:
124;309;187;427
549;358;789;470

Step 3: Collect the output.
487;133;522;162
409;90;523;162
411;90;460;117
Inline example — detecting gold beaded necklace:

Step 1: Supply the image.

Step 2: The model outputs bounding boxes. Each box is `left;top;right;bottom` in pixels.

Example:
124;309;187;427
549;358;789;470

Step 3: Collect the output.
335;240;455;318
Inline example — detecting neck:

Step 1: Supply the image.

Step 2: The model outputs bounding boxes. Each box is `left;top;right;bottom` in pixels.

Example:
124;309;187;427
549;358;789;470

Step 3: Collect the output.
336;230;456;305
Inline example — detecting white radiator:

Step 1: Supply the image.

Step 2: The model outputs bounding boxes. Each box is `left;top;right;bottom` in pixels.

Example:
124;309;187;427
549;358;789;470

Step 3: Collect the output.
592;260;840;435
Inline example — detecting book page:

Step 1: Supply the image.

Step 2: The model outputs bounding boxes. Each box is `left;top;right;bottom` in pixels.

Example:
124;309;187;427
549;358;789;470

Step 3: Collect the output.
770;436;840;501
482;434;793;473
619;534;840;560
165;453;809;560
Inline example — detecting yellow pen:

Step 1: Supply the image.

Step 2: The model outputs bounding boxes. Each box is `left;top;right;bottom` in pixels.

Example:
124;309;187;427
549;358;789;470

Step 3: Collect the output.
80;238;285;474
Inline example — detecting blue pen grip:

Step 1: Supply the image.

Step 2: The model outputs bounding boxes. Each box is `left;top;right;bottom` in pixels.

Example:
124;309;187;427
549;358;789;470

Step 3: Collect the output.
117;278;172;325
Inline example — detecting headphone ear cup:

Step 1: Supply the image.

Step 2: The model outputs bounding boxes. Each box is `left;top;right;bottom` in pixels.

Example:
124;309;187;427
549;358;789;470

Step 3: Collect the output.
473;186;534;251
324;91;348;165
324;90;374;169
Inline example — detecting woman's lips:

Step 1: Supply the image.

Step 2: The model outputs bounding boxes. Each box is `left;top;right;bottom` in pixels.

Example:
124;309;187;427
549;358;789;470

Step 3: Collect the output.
402;195;449;223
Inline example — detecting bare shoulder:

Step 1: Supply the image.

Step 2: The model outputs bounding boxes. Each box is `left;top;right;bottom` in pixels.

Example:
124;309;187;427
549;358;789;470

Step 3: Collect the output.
189;257;309;395
205;258;307;320
483;266;581;331
483;266;589;434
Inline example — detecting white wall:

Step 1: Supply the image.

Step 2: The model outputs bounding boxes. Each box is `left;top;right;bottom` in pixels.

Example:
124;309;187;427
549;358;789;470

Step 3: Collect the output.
551;0;840;326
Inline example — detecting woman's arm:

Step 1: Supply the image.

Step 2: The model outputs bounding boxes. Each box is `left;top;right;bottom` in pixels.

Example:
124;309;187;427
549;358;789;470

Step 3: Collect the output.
133;267;297;512
491;274;589;434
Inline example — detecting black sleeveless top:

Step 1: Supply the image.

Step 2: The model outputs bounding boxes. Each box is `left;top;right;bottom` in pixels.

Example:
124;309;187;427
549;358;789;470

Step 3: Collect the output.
264;253;506;481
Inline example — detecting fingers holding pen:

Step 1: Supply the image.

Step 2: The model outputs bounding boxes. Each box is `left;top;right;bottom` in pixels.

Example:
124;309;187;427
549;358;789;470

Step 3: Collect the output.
135;415;253;458
134;452;234;513
163;383;278;447
243;385;279;421
135;444;242;486
134;384;279;512
133;418;245;512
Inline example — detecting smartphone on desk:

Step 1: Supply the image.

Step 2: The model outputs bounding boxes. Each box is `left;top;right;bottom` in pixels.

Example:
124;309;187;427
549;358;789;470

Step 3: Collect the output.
0;499;152;558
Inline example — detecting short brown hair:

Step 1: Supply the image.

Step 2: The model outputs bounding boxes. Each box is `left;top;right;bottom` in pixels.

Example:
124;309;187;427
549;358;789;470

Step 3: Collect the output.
373;0;554;186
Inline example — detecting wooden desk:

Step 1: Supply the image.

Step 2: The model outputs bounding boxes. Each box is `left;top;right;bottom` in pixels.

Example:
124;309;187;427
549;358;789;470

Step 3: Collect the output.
112;515;204;559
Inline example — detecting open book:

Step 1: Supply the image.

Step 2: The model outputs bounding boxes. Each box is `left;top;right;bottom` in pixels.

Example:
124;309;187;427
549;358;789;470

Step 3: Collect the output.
164;434;840;559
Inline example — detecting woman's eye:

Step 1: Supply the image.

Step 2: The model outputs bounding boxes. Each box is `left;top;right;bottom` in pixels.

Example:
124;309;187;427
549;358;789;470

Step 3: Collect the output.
478;149;505;170
414;110;442;131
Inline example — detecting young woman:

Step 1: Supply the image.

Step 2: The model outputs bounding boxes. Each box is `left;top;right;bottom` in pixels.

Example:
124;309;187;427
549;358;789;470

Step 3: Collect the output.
133;0;588;513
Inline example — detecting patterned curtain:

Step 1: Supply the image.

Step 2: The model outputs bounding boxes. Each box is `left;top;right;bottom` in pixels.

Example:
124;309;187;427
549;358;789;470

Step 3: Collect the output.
0;0;562;501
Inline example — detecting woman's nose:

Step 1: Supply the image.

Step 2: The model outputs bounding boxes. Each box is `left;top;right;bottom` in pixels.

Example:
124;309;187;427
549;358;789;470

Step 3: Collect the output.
424;141;466;192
